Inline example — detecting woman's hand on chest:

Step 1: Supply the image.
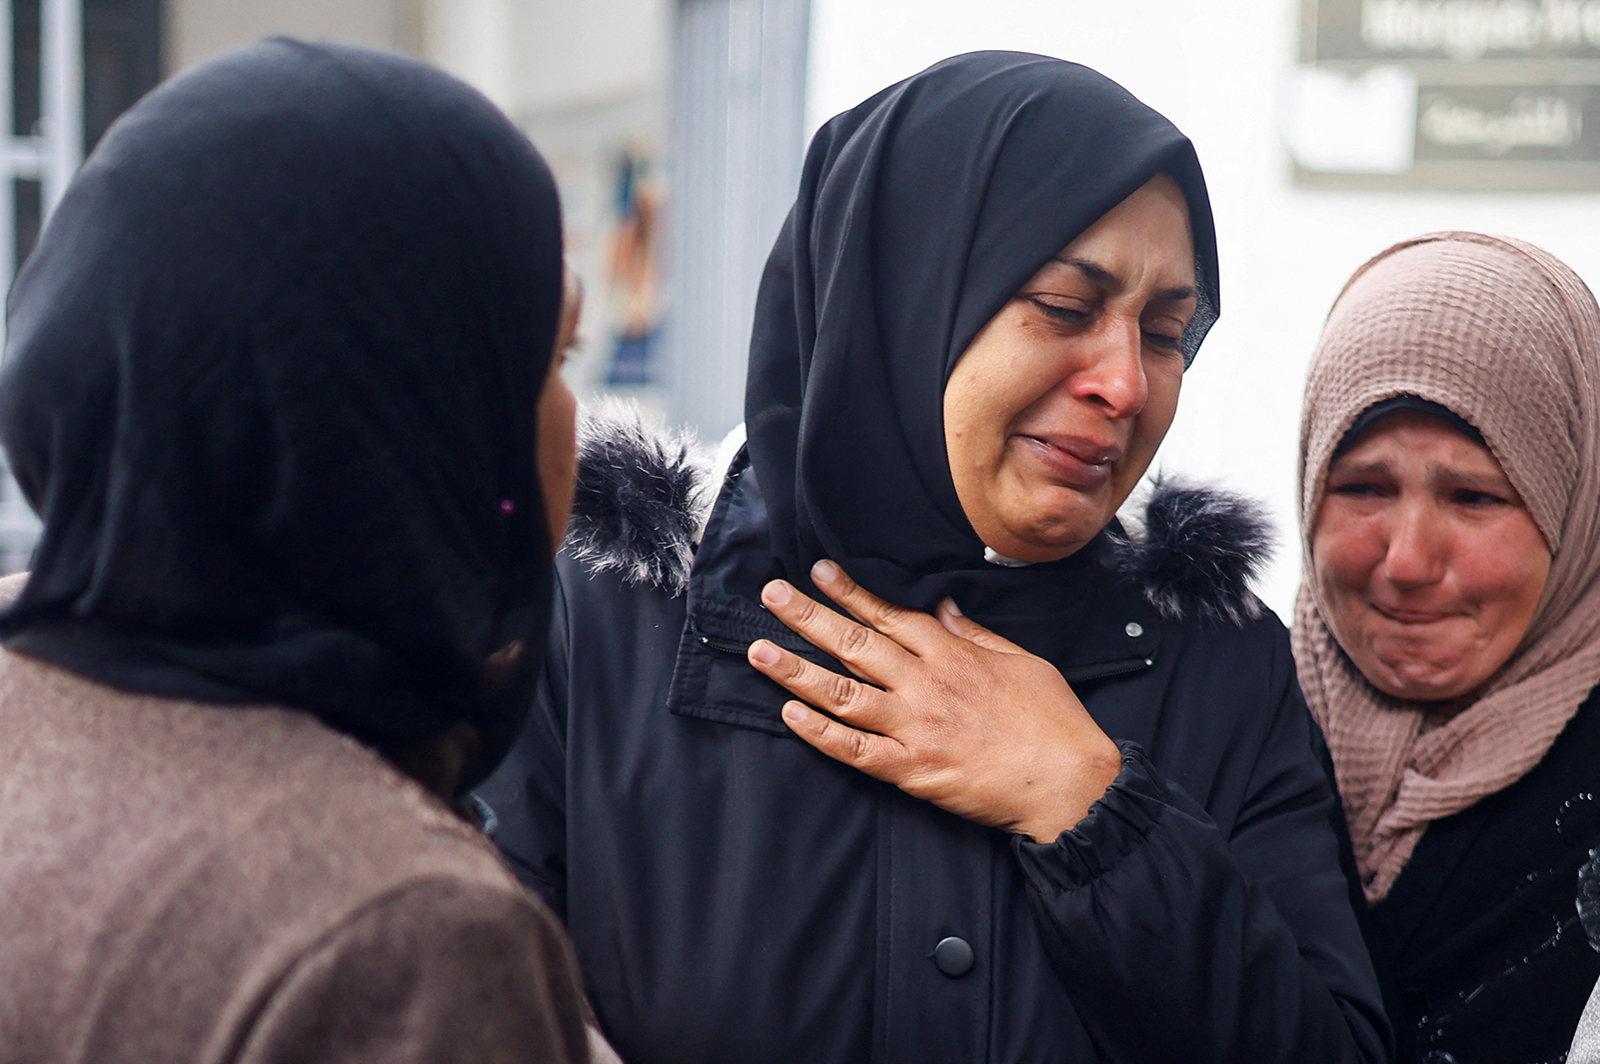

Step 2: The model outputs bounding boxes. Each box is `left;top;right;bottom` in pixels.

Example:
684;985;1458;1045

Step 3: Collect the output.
747;559;1123;842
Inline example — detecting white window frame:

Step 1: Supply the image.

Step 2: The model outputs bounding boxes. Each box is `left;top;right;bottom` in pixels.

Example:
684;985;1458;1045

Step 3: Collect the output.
0;0;83;570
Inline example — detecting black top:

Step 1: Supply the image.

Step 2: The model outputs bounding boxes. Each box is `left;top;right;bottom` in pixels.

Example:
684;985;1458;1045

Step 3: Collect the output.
744;51;1220;623
0;39;564;788
1368;687;1600;1064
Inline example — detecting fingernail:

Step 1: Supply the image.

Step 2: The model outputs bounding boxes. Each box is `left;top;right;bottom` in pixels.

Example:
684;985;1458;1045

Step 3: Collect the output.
782;702;807;724
749;640;780;666
763;580;792;607
812;559;839;584
942;597;962;617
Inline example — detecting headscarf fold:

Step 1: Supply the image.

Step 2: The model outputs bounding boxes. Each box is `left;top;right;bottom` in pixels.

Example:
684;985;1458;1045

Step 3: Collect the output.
744;51;1220;626
0;40;564;790
1294;232;1600;902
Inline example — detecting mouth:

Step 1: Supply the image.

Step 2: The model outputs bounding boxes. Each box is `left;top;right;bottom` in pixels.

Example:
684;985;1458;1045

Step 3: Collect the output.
1014;434;1122;491
1371;602;1456;625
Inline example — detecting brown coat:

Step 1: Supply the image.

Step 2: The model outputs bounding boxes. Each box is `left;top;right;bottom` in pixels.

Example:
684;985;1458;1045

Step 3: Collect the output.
0;626;591;1064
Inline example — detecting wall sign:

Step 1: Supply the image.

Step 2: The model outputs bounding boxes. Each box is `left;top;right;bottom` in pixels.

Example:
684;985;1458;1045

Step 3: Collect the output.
1293;0;1600;187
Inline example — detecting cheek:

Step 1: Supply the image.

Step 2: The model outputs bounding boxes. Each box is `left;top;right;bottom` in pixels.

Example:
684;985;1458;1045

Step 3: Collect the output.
1465;519;1551;629
943;374;1020;481
1126;364;1182;466
1310;508;1380;613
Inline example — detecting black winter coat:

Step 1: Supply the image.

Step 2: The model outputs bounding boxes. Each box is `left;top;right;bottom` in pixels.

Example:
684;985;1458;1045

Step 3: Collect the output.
481;424;1390;1064
1367;685;1600;1064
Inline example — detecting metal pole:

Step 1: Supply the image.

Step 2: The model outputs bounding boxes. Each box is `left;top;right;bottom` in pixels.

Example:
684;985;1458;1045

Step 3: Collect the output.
41;0;80;214
0;2;16;300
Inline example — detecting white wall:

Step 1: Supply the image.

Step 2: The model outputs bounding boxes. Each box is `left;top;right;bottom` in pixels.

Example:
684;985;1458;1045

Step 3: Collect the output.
166;0;421;73
424;0;668;117
808;0;1600;618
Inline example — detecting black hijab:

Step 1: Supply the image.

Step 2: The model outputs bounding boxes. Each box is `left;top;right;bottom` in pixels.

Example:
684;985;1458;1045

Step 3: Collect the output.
0;40;564;790
745;51;1219;632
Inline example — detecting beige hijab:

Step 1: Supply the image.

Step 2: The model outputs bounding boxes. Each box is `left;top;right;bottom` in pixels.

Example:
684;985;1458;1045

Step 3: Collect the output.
1294;232;1600;904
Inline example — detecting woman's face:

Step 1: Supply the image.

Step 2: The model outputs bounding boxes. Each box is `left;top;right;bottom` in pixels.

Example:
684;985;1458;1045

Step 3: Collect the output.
1312;410;1551;702
943;172;1197;563
536;266;581;556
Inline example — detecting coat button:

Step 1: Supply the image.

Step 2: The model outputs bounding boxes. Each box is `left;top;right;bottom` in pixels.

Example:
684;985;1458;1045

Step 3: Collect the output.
932;936;975;977
1124;621;1144;638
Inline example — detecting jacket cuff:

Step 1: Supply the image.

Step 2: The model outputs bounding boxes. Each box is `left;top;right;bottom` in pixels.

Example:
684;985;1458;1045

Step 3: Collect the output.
1012;740;1170;895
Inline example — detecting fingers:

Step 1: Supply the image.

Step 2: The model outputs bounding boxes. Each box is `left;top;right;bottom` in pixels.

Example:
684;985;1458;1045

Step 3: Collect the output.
761;574;914;684
779;699;904;782
934;598;1027;656
748;638;897;732
807;560;945;656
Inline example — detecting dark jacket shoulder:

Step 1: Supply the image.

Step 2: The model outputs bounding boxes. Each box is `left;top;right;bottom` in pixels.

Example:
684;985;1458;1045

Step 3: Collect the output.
564;403;1274;627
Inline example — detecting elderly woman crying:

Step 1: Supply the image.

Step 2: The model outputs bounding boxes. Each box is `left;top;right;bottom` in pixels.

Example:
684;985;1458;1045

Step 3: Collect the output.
1295;232;1600;1063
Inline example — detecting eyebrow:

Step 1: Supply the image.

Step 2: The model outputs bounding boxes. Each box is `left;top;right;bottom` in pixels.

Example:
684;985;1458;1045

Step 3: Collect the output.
1050;255;1198;304
1330;458;1516;495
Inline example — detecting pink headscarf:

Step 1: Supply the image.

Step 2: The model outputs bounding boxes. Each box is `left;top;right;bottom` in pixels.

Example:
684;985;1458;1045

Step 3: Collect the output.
1294;232;1600;903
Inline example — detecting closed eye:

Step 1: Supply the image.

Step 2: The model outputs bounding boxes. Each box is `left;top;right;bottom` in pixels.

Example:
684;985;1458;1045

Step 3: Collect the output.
1329;481;1386;499
1027;296;1088;324
1142;329;1183;354
1452;488;1509;507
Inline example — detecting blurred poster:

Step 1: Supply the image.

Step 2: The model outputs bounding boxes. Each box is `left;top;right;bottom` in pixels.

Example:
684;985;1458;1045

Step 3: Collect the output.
605;151;664;387
1292;0;1600;187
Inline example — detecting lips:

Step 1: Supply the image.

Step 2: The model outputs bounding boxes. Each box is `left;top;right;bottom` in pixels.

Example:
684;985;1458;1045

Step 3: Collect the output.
1371;602;1456;624
1014;433;1122;491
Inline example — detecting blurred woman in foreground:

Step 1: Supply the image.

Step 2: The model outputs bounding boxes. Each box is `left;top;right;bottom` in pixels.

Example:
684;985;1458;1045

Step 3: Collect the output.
1296;232;1600;1062
0;40;595;1063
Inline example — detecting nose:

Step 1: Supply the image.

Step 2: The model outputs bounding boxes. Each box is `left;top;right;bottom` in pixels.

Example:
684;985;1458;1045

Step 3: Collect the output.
1069;315;1148;419
1382;500;1445;588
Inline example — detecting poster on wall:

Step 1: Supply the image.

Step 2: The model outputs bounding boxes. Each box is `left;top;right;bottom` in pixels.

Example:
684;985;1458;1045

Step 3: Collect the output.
1291;0;1600;188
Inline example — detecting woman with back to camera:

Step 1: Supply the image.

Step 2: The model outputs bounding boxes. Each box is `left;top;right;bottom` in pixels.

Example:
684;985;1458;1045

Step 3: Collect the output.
1295;232;1600;1063
483;51;1388;1063
0;40;604;1064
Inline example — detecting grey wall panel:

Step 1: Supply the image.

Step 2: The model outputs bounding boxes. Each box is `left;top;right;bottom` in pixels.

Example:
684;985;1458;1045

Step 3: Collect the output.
666;0;808;440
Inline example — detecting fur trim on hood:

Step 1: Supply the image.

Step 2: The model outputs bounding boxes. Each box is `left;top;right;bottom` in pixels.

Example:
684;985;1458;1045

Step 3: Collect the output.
564;402;1274;626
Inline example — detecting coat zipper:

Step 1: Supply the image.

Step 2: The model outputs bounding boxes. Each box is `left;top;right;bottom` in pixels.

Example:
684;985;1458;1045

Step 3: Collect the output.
695;618;1153;682
695;629;751;655
1061;656;1155;683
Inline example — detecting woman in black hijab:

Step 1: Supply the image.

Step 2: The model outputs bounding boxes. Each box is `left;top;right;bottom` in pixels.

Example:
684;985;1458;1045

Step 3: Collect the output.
0;40;595;1063
484;51;1387;1063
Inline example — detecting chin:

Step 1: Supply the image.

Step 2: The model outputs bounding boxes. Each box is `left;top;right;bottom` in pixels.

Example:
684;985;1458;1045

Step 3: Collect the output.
1367;660;1477;703
1005;525;1101;563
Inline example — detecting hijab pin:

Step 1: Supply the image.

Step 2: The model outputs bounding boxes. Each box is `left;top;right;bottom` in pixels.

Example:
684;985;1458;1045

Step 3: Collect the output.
499;499;516;515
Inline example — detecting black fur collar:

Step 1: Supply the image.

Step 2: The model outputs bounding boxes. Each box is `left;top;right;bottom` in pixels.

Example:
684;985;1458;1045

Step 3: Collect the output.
564;403;1273;627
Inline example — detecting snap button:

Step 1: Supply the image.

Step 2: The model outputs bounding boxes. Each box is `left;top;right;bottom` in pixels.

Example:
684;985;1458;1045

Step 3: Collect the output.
932;936;975;977
1124;621;1144;638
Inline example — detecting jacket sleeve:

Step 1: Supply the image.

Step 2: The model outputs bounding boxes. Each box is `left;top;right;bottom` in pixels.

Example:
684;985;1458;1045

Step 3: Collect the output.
235;878;592;1064
474;572;572;918
1013;680;1391;1062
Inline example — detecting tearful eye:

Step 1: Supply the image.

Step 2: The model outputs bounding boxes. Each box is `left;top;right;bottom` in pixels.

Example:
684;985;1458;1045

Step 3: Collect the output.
1453;488;1508;507
1142;329;1183;353
1329;481;1385;498
1027;296;1089;324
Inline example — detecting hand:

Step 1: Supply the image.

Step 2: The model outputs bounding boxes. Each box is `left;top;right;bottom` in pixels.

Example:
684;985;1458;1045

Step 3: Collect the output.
747;559;1123;843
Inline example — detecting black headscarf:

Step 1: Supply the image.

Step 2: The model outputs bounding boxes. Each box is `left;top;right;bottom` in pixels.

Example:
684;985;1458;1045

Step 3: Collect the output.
0;40;564;790
745;51;1219;628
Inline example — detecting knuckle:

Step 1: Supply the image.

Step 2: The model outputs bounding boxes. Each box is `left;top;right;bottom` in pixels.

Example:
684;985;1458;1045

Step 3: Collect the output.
839;623;874;658
780;654;811;685
873;602;910;632
790;596;821;626
846;729;877;764
828;672;859;710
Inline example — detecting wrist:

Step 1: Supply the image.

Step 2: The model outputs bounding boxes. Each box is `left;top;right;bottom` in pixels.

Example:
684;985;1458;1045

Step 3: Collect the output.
1017;736;1124;843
